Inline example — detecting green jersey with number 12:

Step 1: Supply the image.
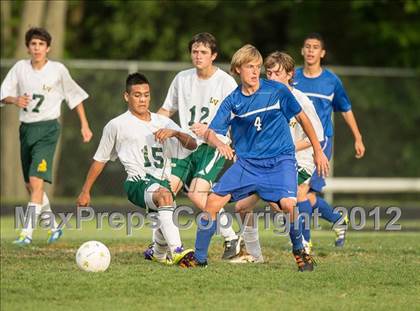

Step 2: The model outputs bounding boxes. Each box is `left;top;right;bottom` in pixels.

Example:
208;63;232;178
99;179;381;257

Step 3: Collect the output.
162;68;237;145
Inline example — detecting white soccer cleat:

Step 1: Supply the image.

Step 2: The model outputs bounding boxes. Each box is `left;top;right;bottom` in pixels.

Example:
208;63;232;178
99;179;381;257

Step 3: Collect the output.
229;253;264;264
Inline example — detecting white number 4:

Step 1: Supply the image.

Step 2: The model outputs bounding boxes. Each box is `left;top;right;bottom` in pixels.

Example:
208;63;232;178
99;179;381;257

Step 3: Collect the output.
254;116;262;131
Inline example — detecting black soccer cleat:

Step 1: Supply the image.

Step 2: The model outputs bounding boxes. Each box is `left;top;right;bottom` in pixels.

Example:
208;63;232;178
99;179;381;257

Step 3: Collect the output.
221;236;244;260
293;248;316;272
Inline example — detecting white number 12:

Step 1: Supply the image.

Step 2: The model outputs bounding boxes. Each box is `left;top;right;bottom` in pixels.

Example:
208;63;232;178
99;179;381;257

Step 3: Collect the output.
254;116;262;131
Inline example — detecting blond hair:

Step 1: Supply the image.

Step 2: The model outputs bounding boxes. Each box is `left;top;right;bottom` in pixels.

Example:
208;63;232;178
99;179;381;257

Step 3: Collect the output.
230;44;263;76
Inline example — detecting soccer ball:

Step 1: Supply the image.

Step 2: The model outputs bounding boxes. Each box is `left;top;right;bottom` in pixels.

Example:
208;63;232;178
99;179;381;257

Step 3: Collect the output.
76;241;111;272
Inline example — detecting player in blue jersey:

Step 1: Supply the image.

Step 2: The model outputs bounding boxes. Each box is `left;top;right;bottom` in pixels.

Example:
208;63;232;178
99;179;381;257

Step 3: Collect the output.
294;33;365;247
188;44;329;271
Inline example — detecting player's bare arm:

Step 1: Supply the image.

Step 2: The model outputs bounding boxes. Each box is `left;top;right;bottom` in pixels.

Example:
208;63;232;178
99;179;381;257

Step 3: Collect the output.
295;110;329;177
1;95;31;108
157;107;176;118
190;122;209;138
154;129;197;150
77;160;107;207
341;110;365;159
203;128;234;160
75;103;93;143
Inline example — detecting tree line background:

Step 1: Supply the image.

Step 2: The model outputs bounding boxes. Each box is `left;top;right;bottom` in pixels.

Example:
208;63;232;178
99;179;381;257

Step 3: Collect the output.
1;0;419;202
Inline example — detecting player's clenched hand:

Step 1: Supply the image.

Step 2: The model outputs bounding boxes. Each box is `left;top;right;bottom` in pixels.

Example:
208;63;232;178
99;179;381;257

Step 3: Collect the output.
81;126;93;143
154;129;177;143
15;95;31;108
313;150;329;178
190;122;208;138
216;143;234;160
77;191;91;207
354;139;365;159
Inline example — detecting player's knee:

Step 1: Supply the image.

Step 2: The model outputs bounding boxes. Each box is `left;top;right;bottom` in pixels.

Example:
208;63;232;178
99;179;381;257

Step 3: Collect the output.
29;180;43;194
187;191;205;209
234;200;247;213
307;192;317;206
156;187;173;206
280;198;296;214
297;184;309;202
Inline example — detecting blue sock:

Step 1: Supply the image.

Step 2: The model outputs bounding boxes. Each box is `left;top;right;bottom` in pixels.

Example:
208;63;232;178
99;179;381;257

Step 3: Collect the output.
289;218;303;251
314;196;341;224
298;200;312;242
194;218;217;263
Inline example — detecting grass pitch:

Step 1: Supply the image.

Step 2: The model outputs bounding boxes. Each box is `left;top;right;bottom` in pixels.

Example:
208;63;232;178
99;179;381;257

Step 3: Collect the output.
1;215;420;311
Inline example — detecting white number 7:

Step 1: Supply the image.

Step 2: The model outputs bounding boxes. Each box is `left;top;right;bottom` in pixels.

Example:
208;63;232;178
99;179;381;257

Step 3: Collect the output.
254;116;262;131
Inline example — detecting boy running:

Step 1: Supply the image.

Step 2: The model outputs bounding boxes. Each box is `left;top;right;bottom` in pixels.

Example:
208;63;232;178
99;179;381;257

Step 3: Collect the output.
1;27;93;246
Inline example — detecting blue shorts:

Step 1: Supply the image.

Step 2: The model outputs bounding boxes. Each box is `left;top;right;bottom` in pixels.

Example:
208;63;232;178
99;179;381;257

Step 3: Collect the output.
212;155;297;204
309;136;333;192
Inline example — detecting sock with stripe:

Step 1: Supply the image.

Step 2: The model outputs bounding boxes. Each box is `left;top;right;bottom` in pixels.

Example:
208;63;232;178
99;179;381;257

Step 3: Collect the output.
298;200;312;242
314;196;341;224
289;217;304;251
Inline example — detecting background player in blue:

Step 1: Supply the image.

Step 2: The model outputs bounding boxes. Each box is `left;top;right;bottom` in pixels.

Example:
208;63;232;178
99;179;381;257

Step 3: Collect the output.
189;44;329;271
294;33;366;247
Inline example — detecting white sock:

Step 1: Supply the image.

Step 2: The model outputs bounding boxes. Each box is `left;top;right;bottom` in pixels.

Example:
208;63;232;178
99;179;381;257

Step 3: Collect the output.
158;206;182;255
40;192;59;230
21;202;42;238
243;225;262;259
219;208;238;241
152;228;168;260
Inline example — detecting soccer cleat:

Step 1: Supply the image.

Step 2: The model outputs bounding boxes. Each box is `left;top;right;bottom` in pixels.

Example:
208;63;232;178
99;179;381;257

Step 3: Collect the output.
188;256;208;268
143;243;173;265
303;238;313;255
12;234;32;246
229;253;264;264
172;247;195;267
47;229;63;244
334;215;349;247
221;236;244;260
293;248;316;272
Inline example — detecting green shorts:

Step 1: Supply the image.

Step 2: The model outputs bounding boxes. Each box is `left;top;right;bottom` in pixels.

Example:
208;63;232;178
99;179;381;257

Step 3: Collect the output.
19;119;60;184
124;174;174;211
298;167;312;185
171;143;225;187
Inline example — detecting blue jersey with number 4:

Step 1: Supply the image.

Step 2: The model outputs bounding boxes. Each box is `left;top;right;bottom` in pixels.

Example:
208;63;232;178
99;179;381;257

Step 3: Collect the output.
209;79;302;159
294;68;351;137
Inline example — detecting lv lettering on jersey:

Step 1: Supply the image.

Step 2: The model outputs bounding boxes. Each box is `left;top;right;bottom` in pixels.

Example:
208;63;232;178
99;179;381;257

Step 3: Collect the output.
42;84;53;92
209;97;219;106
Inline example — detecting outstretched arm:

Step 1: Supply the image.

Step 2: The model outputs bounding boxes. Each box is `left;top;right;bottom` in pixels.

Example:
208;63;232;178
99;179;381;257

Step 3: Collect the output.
74;103;93;143
77;160;106;207
295;111;329;177
341;110;365;159
203;128;234;160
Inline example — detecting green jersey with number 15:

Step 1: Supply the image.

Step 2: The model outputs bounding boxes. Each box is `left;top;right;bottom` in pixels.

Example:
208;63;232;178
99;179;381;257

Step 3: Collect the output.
162;68;237;145
0;59;88;123
94;111;191;182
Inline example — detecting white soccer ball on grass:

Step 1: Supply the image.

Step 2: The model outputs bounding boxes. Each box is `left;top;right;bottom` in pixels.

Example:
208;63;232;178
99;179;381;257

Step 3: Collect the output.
76;241;111;272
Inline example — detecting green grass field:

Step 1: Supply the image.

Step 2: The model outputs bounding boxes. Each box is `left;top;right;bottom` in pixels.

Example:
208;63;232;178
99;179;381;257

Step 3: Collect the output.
1;215;420;311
